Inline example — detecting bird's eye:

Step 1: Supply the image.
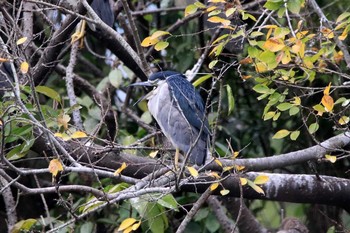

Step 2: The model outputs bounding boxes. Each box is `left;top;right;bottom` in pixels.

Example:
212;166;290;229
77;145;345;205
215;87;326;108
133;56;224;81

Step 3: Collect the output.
149;79;158;85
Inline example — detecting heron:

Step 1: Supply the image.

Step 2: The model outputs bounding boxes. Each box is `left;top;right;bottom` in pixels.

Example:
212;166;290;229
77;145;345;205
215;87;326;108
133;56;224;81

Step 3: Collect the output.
131;71;210;166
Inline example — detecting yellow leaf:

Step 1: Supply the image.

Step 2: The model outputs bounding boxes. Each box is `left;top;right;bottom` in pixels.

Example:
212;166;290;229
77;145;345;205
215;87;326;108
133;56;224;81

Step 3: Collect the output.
187;166;199;177
272;129;290;139
338;29;348;40
206;6;217;12
210;182;219;191
321;27;334;39
263;38;285;52
281;50;291;64
324;82;331;95
292;96;301;105
208;0;226;2
141;36;159;47
223;166;235;172
114;162;127;175
233;151;239;158
325;154;337;163
339;116;349;125
149;150;158;158
240;177;247;185
71;131;87;139
235;165;245;171
20;61;29;74
225;7;236;17
16;37;28;45
322;95;334;112
48;159;63;177
154;41;169;51
123;226;133;233
334;51;344;64
254;175;269;185
220;189;230;196
207;16;231;26
150;31;171;40
214;158;222;167
255;62;268;73
291;40;305;58
250;183;265;195
118;218;137;232
54;132;71;141
207;171;220;179
57;114;71;130
131;221;141;230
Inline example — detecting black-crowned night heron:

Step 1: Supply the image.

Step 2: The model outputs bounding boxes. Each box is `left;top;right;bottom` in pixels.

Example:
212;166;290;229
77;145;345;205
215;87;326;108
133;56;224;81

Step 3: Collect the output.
131;71;210;166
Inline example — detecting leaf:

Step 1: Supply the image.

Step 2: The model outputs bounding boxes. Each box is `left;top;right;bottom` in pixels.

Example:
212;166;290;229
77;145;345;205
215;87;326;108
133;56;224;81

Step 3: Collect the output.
322;95;334;112
16;37;28;45
264;111;275;121
247;180;265;195
292;96;301;105
235;165;245;171
263;38;285;52
226;85;235;115
289;106;299;116
48;159;63;177
150;30;171;40
308;122;319;134
187;166;199;177
254;175;269;184
149;150;158;158
71;131;87;139
35;86;61;102
290;130;300;141
324;82;331;95
240;177;248;185
141;36;159;47
154;41;169;51
157;194;178;210
220;189;230;196
193;74;212;87
287;0;302;14
208;60;218;69
114;162;127;175
194;1;206;8
210;182;219;191
208;0;226;2
339;116;350;125
57;113;71;130
118;218;137;232
336;12;350;23
272;129;290;139
253;84;270;94
185;4;198;16
276;102;293;111
325;154;337;163
225;7;236;17
12;219;37;233
20;61;29;74
214;159;223;167
255;62;268;73
207;16;231;26
131;221;141;231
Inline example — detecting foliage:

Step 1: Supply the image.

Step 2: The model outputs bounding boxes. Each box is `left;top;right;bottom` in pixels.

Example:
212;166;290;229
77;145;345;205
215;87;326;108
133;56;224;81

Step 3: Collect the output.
0;0;350;233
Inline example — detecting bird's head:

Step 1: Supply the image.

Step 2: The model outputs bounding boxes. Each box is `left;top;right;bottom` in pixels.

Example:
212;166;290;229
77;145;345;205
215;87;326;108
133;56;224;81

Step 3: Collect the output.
130;71;182;87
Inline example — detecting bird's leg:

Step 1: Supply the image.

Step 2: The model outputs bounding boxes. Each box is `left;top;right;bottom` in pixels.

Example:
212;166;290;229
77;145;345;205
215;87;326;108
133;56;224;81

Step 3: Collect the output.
71;20;86;48
174;148;180;170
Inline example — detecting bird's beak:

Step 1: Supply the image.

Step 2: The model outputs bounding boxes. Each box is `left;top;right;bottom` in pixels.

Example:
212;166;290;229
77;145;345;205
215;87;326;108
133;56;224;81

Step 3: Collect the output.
128;81;153;106
128;81;153;87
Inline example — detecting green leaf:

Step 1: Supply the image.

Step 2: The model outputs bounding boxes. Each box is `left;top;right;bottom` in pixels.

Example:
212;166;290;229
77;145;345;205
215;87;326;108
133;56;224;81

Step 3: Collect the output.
208;60;218;69
290;130;300;141
108;69;123;88
336;12;350;23
11;219;37;233
185;4;198;16
253;84;270;94
35;86;61;102
272;129;290;139
193;74;212;87
154;41;169;51
157;194;178;211
264;111;276;121
226;85;235;115
276;102;293;111
273;111;281;121
289;106;300;115
308;122;319;134
287;0;302;14
264;1;283;10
